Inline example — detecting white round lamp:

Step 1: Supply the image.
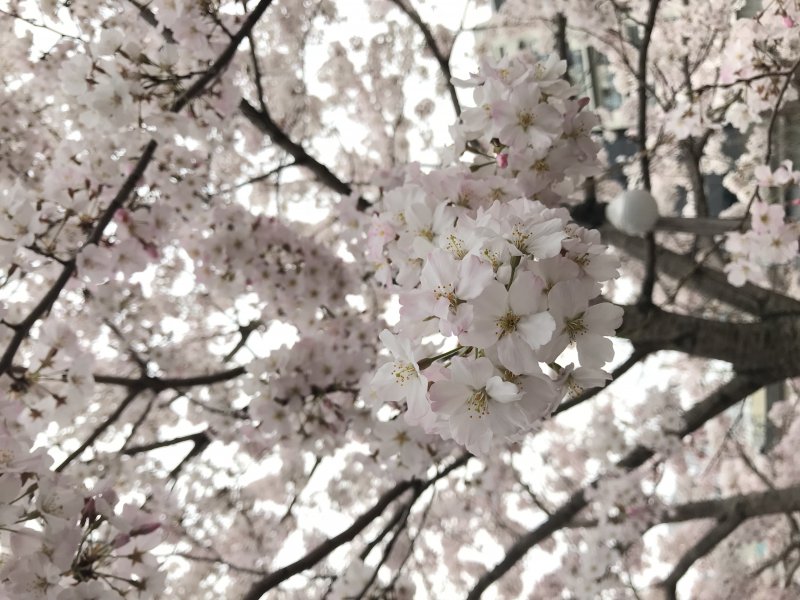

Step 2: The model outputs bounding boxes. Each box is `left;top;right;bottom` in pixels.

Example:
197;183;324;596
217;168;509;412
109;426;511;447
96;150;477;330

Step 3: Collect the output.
606;189;659;236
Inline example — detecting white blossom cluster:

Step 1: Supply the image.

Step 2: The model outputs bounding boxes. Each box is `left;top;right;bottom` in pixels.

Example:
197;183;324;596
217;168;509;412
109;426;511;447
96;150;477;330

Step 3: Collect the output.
725;163;800;286
367;56;624;455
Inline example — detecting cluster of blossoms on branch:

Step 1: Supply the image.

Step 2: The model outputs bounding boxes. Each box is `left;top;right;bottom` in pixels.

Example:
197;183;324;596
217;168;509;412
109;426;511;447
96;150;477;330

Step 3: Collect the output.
725;162;800;286
366;55;624;455
0;429;165;599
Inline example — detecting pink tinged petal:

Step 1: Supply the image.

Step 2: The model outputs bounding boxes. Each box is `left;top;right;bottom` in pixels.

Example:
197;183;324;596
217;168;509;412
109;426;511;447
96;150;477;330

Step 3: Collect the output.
527;129;552;152
518;310;556;349
429;381;470;415
449;411;493;456
527;219;566;258
441;303;474;337
497;335;540;374
584;303;625;335
486;376;521;403
547;280;588;322
473;280;509;316
456;255;494;300
379;329;403;358
536;332;570;364
511;84;541;107
420;250;453;289
404;379;432;424
508;272;546;315
533;104;563;132
754;165;772;185
577;335;614;368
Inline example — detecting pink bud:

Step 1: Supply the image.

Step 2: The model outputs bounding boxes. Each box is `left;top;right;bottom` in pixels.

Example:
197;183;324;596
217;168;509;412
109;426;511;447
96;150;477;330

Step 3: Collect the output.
792;198;800;206
783;15;795;27
111;533;131;548
80;497;97;526
496;153;508;169
145;244;160;259
578;97;591;109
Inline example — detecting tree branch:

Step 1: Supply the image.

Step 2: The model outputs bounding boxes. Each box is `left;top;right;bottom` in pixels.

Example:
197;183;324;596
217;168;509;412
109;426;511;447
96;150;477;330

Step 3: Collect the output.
93;366;247;391
659;514;743;599
238;99;371;210
55;389;143;472
616;304;800;375
0;0;275;378
241;453;470;600
603;227;800;317
122;430;209;455
388;0;461;116
465;374;764;599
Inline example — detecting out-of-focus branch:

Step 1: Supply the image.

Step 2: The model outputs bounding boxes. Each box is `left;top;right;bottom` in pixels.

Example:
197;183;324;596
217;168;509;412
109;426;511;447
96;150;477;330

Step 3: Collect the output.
572;482;800;529
653;216;740;235
636;0;661;306
659;514;743;600
465;374;765;599
0;0;274;378
93;366;247;391
388;0;461;116
603;227;800;317
617;304;800;375
241;453;470;600
55;389;143;472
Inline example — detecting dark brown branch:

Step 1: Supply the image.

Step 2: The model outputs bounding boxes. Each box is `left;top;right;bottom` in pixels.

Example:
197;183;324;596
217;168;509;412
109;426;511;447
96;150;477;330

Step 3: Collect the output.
55;389;143;472
603;227;800;317
0;141;156;378
167;432;212;480
616;304;800;376
636;0;660;191
354;495;416;599
554;13;571;82
93;366;247;391
170;0;275;113
465;374;764;599
572;482;800;530
635;0;660;306
0;0;274;378
659;514;743;600
240;479;417;600
653;216;740;235
174;552;267;576
241;453;470;600
388;0;461;116
359;489;419;562
128;0;175;43
122;430;209;455
238;99;371;211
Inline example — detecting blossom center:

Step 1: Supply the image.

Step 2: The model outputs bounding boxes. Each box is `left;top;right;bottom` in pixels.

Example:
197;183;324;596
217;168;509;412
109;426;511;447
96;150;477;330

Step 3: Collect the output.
511;224;530;253
532;159;549;172
392;362;417;384
565;315;587;341
446;234;467;259
496;310;520;336
434;284;458;308
467;388;490;417
517;110;535;130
